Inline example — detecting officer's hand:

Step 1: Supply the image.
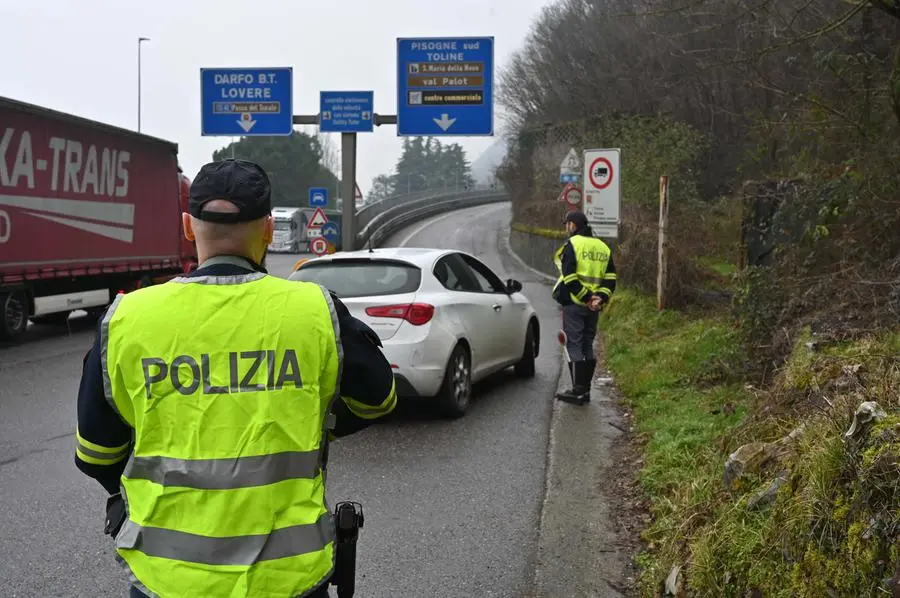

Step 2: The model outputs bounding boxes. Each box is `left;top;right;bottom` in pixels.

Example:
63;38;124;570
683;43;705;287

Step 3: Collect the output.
104;492;126;538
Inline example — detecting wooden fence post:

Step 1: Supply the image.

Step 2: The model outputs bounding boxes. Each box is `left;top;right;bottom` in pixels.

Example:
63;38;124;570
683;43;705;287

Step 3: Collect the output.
657;175;670;310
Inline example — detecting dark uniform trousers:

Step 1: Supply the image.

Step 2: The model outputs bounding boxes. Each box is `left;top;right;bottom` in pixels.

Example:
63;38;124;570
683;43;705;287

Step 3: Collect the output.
562;303;600;363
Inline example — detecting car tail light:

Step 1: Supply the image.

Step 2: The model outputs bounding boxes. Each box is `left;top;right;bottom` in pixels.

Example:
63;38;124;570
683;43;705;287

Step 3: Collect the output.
365;303;435;326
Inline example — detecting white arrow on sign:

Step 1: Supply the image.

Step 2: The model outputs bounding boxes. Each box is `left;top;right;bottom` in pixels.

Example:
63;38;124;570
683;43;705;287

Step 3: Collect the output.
433;114;456;131
237;113;257;133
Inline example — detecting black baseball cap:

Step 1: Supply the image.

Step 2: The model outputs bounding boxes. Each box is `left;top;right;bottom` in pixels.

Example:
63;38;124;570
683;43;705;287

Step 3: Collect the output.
564;210;588;228
189;159;272;223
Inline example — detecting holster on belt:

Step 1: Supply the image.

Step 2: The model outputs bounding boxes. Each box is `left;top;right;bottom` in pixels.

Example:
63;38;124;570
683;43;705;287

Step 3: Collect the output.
330;501;364;598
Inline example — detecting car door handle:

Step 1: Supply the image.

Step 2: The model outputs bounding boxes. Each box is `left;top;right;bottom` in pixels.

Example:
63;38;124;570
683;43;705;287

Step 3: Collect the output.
492;304;502;311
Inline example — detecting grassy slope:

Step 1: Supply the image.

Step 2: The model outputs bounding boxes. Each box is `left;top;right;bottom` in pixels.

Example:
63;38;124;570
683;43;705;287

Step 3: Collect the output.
600;289;900;597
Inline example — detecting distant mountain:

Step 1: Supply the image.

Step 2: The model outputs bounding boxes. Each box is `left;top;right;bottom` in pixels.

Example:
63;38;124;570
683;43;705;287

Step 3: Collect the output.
470;138;508;185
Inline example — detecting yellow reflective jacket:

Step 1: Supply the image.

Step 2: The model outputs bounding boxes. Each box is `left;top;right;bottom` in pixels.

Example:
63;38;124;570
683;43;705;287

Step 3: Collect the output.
553;234;613;305
101;271;340;597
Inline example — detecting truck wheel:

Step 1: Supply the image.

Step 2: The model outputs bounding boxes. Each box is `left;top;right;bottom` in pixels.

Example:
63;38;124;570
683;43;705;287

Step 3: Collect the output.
1;290;29;341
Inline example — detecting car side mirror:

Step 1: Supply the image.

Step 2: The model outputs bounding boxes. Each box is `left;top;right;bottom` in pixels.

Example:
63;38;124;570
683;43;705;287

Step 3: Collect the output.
505;278;523;294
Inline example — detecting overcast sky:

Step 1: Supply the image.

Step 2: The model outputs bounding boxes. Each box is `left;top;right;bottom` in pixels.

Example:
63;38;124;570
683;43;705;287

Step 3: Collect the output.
0;0;551;195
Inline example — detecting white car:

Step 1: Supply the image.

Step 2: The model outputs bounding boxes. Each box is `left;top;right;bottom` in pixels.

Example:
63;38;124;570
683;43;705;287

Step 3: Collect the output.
289;247;540;417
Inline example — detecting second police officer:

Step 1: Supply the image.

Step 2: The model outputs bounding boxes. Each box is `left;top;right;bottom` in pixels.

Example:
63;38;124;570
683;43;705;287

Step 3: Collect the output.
552;210;617;405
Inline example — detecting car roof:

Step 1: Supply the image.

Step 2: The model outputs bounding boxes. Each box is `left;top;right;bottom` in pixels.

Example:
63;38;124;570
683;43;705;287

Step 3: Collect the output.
307;247;458;268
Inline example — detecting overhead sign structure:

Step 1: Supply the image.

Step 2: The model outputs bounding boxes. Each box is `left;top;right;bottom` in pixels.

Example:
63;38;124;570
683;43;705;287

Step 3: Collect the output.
309;187;328;208
320;91;374;133
396;37;494;136
559;148;581;184
307;207;329;229
583;148;621;238
320;221;340;244
200;67;293;136
310;237;329;256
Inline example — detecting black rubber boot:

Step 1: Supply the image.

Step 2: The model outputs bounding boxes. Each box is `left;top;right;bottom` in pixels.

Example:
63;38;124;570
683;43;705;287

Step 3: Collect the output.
573;360;593;403
554;362;576;401
581;359;597;403
557;361;590;405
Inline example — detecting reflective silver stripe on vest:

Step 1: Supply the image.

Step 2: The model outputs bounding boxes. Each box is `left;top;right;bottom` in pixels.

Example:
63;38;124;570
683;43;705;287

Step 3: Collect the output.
116;511;335;566
100;293;129;424
170;272;267;285
316;285;343;487
578;274;606;285
124;450;322;490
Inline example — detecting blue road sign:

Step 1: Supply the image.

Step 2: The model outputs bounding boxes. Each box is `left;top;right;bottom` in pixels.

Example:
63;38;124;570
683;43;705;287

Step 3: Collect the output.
320;221;340;243
560;173;581;184
396;37;494;137
200;67;293;136
309;187;329;208
320;91;374;133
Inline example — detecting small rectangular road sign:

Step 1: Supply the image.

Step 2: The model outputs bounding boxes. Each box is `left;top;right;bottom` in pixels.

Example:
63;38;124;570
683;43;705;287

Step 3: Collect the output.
319;91;374;133
309;187;328;208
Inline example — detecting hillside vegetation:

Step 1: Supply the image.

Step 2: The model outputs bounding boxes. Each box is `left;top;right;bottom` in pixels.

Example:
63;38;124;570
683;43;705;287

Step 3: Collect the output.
497;1;900;595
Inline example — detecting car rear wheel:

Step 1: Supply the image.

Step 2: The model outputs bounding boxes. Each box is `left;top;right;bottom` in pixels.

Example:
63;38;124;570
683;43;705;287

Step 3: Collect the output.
437;343;472;419
514;320;537;378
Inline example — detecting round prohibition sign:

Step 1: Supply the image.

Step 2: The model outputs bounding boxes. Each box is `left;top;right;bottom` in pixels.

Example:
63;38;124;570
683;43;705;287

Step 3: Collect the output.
564;186;582;207
310;237;329;256
588;157;614;190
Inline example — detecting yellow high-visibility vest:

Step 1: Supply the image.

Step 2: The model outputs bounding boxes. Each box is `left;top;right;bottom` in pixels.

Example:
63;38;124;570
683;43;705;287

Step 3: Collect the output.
553;235;613;305
101;270;340;597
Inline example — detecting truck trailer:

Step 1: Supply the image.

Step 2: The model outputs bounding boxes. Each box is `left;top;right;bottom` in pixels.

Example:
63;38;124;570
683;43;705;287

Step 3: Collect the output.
0;96;198;342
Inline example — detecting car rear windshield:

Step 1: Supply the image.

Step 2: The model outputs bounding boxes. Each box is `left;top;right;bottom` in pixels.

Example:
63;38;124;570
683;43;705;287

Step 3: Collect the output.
292;260;422;298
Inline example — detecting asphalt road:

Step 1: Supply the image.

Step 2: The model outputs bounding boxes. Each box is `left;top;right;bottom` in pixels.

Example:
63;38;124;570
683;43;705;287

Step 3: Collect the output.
0;203;563;597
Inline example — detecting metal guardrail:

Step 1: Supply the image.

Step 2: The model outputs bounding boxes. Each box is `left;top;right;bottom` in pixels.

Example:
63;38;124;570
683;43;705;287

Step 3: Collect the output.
355;184;502;233
359;190;510;249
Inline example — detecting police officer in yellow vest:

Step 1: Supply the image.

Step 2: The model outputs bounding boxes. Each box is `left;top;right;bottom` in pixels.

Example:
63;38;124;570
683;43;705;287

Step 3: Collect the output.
74;159;397;597
552;210;617;405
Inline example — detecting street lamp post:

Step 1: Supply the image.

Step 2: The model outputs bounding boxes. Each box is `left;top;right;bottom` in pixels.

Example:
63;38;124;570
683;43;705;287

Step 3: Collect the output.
137;37;150;132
